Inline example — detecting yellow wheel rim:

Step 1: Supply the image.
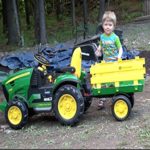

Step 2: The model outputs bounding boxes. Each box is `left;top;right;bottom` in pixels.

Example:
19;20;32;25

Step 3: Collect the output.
8;106;22;125
114;100;128;119
58;94;77;120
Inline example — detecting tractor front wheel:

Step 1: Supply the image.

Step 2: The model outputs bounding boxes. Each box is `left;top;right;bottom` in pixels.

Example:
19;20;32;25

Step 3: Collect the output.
53;85;84;126
112;95;131;121
5;100;28;130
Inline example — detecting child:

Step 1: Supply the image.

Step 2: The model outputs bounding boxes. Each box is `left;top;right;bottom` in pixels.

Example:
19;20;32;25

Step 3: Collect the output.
95;11;123;109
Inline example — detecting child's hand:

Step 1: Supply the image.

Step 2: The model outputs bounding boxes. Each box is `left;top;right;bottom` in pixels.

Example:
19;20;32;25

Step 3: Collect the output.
95;49;101;56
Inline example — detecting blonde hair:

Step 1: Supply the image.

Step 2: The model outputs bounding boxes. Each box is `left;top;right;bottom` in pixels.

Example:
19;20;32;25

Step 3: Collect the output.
102;11;117;26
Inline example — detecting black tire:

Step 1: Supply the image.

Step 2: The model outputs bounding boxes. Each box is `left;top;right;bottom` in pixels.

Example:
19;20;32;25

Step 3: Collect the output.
84;97;92;112
115;93;134;108
5;100;28;130
28;108;35;117
112;95;132;121
53;85;84;126
129;94;134;108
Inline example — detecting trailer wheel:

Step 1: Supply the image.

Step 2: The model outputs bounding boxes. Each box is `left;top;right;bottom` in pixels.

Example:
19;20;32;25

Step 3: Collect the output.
112;95;131;121
129;94;134;108
53;85;84;126
5;100;28;130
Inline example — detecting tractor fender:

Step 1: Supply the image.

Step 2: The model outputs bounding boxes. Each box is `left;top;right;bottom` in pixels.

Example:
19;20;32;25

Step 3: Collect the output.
53;75;82;96
53;79;81;96
113;92;133;99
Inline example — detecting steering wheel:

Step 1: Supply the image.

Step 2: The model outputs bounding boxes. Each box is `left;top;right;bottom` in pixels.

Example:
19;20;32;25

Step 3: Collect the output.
34;53;50;66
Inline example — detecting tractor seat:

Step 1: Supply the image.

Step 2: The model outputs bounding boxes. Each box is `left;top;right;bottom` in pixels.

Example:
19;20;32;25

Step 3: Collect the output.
70;47;82;78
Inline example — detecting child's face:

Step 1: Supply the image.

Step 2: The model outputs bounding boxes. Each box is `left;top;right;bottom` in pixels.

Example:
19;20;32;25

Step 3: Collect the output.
102;20;114;35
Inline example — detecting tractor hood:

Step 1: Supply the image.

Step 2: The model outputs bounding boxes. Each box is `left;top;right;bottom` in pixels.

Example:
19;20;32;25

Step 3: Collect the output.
1;68;33;86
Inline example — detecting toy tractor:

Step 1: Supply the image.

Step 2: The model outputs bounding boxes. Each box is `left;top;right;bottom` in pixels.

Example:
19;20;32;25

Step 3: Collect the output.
0;48;91;129
0;46;146;130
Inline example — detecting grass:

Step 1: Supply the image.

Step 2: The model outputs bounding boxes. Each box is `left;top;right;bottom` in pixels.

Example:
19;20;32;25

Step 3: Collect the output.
63;142;72;149
139;128;150;139
46;15;74;44
138;128;150;148
117;141;128;149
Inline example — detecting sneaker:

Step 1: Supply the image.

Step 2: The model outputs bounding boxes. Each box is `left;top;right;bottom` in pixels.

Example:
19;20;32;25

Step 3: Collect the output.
98;100;104;110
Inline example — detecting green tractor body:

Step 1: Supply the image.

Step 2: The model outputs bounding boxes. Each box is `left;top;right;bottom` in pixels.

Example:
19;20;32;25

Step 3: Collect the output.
0;48;87;129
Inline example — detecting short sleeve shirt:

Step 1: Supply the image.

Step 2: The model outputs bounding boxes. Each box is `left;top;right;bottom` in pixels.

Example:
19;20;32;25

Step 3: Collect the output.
100;32;122;62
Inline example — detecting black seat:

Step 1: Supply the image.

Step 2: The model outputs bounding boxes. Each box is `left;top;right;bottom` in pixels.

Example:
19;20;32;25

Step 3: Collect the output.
53;67;75;74
73;43;99;62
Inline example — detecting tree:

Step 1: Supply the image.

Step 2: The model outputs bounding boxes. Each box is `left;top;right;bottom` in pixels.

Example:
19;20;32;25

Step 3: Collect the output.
5;0;21;45
143;0;150;15
83;0;88;39
71;0;76;27
55;0;63;21
34;0;47;44
1;0;7;34
24;0;31;29
98;0;105;22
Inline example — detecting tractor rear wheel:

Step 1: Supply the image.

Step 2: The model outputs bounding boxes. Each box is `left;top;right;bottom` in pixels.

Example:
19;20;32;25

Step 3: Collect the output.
112;95;131;121
5;100;28;130
84;97;92;112
53;85;84;126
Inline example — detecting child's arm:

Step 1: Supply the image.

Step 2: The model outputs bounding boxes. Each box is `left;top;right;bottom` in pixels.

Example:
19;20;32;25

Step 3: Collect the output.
95;39;102;57
118;47;123;59
115;36;123;59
